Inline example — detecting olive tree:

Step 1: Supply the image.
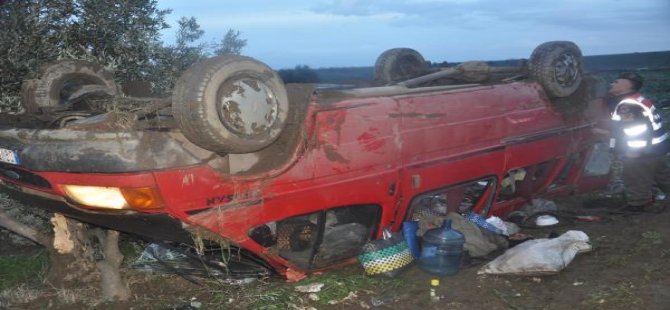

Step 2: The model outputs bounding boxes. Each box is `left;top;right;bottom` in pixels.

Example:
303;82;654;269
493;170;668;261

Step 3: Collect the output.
0;0;248;106
0;0;247;302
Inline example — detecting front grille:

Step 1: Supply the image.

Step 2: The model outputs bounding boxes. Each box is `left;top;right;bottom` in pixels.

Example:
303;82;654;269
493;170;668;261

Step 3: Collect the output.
0;163;51;189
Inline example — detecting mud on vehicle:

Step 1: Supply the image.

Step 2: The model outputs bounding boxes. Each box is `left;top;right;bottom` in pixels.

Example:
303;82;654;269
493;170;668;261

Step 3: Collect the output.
0;41;609;278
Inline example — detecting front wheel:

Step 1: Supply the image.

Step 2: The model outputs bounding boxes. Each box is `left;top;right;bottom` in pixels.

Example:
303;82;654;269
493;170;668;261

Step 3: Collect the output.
172;55;289;154
529;41;583;98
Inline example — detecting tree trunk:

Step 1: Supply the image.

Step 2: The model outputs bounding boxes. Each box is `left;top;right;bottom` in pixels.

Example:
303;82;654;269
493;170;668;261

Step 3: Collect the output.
46;213;99;287
93;229;130;301
1;211;129;301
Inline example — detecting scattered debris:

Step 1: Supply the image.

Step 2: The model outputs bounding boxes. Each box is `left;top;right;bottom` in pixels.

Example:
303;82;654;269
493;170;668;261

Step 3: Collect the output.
446;213;508;257
535;215;559;227
327;291;358;305
485;216;509;235
132;243;222;277
574;215;602;222
369;291;397;307
189;297;202;309
294;282;324;293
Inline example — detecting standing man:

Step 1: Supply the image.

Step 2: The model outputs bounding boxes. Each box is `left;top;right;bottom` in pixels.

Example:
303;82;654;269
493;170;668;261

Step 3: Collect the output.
608;72;670;211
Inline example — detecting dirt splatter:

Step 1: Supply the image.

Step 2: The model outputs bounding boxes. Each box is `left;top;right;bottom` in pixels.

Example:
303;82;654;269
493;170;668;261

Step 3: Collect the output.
322;144;350;163
356;130;386;152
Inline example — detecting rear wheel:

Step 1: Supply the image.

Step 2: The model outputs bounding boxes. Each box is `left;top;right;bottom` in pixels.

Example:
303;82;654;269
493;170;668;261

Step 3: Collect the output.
374;48;429;84
21;60;119;113
529;41;583;97
172;55;289;154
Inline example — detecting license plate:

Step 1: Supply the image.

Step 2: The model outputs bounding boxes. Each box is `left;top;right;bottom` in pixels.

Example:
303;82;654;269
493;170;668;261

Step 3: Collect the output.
0;148;20;165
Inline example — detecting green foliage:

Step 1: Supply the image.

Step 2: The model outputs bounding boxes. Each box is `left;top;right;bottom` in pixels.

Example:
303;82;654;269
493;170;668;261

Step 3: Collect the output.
0;0;77;112
278;65;320;83
213;29;247;56
148;16;206;93
0;252;49;290
0;0;247;108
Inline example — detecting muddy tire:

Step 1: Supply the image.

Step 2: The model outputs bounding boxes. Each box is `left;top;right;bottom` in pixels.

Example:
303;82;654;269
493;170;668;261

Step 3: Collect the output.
374;48;429;84
529;41;583;98
172;55;289;154
21;60;119;113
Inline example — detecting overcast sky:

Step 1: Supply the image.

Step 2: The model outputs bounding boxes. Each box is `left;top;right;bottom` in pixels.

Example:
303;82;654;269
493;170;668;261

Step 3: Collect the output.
157;0;670;69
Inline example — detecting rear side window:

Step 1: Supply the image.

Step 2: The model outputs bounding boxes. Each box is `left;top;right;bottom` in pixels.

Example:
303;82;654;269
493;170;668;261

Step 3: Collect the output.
407;176;496;232
249;204;381;270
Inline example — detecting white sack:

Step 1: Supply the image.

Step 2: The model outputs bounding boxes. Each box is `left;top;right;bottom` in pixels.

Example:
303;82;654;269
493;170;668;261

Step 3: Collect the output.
478;230;591;276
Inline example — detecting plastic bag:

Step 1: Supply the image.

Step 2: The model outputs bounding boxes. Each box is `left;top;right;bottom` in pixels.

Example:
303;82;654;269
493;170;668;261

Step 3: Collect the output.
485;216;509;235
478;230;591;276
132;243;222;277
462;212;504;235
358;229;414;277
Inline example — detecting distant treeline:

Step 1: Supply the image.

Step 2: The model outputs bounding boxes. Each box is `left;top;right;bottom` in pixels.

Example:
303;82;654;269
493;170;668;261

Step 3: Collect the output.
304;51;670;83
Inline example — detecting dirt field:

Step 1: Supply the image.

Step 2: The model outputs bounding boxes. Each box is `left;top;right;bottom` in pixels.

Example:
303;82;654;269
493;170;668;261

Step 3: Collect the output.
1;193;669;310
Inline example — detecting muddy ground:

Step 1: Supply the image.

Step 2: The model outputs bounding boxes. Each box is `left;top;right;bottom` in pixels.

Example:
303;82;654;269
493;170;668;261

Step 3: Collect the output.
1;192;669;310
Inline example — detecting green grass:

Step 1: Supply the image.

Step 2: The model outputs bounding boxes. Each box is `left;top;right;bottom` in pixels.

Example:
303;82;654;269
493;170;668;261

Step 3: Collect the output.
205;272;402;309
0;251;49;290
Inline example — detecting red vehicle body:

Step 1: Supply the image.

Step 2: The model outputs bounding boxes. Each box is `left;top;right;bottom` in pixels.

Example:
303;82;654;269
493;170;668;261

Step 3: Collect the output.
0;43;610;277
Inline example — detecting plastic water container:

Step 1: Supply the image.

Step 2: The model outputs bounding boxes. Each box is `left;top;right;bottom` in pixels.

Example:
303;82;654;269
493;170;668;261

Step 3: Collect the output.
402;220;421;258
418;219;465;276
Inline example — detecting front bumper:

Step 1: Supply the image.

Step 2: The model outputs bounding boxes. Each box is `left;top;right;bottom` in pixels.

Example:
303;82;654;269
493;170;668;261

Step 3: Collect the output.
0;128;204;173
0;181;193;244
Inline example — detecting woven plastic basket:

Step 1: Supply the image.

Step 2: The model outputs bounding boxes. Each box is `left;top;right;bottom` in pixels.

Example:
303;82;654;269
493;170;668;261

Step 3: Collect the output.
357;229;414;277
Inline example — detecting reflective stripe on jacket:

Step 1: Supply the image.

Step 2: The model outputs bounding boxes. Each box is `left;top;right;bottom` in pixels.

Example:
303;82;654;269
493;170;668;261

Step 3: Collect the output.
611;94;669;154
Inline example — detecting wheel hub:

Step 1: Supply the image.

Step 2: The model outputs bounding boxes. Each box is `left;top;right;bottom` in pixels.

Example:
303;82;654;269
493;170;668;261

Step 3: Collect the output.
554;54;579;87
217;77;279;137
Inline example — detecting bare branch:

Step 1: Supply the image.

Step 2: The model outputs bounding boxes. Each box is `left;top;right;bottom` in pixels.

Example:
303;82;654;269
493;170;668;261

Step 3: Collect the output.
0;209;51;247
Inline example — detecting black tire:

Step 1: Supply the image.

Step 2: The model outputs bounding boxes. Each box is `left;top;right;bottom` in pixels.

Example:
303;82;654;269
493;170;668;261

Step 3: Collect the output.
529;41;583;98
172;55;289;154
21;59;119;113
374;48;429;84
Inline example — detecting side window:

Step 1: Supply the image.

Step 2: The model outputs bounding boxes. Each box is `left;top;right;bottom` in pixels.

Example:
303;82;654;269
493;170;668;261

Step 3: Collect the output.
498;160;558;202
248;204;381;270
582;142;611;176
312;205;380;268
407;176;496;232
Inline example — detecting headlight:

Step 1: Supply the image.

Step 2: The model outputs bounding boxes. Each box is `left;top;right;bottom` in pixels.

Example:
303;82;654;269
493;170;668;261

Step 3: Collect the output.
61;185;163;211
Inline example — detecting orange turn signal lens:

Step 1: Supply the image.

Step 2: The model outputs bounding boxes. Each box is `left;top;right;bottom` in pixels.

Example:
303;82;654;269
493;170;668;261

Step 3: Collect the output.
120;187;164;210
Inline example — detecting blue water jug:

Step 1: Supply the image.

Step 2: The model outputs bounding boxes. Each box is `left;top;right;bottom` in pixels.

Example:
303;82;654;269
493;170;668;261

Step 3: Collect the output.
402;220;421;258
418;219;465;276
